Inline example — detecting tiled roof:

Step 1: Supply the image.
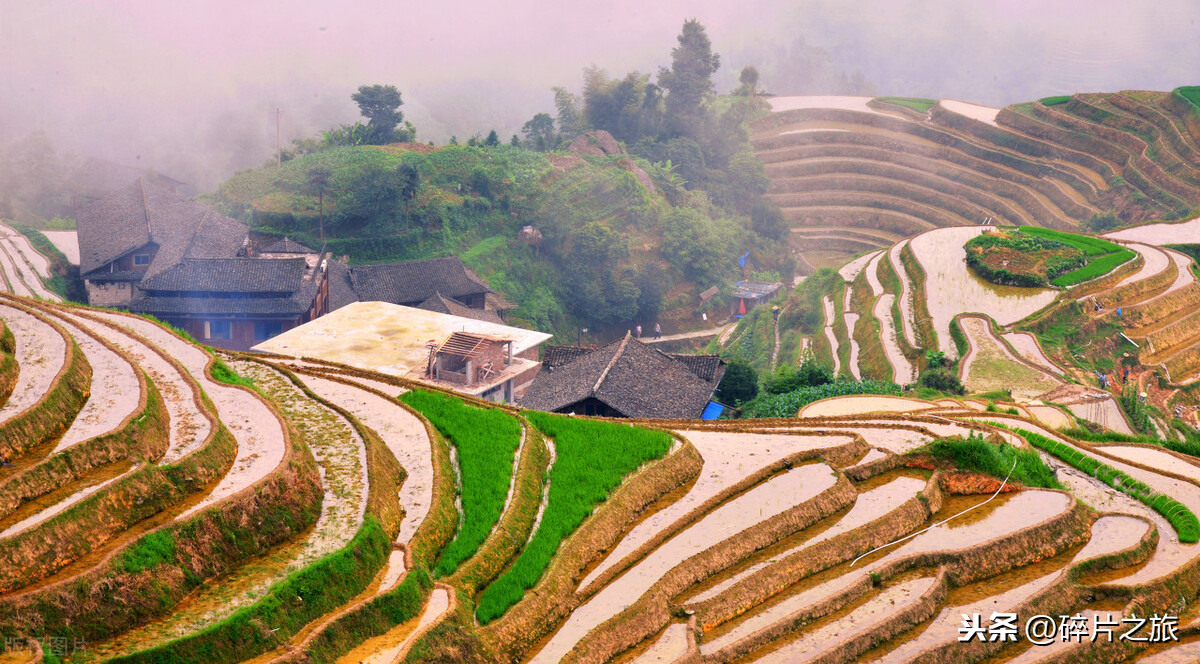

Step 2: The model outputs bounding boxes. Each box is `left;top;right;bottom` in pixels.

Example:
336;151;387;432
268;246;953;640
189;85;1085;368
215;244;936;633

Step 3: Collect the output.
126;293;312;316
519;334;726;419
542;345;594;368
348;257;491;304
139;258;308;294
666;353;726;382
416;292;504;324
262;237;316;254
326;259;360;312
76;178;247;280
731;280;783;299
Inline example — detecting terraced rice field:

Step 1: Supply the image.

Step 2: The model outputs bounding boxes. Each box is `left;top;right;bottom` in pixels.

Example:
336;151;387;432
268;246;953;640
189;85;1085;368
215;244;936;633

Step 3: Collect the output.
4;88;1200;661
756;90;1200;274
0;279;1197;663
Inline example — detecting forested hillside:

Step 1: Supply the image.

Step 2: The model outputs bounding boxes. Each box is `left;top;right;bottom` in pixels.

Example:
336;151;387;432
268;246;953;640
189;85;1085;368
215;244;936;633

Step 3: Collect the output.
202;21;794;338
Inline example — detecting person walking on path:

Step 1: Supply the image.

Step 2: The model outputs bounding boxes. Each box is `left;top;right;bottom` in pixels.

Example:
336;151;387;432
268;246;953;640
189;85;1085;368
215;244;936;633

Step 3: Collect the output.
654;323;662;339
635;324;642;339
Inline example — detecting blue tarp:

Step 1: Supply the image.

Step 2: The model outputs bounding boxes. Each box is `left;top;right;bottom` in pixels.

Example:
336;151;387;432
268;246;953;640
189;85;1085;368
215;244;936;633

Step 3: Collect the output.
701;401;724;420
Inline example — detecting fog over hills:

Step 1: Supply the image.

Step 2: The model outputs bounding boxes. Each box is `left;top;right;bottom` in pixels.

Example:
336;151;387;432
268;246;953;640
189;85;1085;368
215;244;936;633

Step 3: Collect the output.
2;0;1196;189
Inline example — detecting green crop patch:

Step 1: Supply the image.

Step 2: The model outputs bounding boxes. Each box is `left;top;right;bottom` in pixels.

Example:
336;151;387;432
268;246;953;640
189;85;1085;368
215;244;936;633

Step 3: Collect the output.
964;226;1134;288
1012;427;1200;543
399;390;523;577
1040;96;1071;106
924;433;1063;489
740;379;903;418
474;412;672;623
1176;86;1200;113
875;97;937;113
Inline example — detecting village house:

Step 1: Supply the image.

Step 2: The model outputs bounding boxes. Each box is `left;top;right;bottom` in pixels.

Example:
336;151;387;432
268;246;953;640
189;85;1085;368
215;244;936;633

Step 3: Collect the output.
730;279;783;317
74;179;518;351
252;301;550;402
518;332;726;419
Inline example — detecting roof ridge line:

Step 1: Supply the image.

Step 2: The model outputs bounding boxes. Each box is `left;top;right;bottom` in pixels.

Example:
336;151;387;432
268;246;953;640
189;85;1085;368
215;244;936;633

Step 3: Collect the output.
138;177;152;236
593;331;631;393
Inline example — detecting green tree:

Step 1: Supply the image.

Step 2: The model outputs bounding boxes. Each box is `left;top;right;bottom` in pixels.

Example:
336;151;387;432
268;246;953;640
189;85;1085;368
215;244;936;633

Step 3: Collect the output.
306;166;333;240
510;134;520;147
485;130;500;147
335;164;409;234
750;200;788;240
522;112;556;149
660;207;733;286
351;84;404;144
737;66;760;96
553;86;585;140
658;19;720;135
716;361;758;405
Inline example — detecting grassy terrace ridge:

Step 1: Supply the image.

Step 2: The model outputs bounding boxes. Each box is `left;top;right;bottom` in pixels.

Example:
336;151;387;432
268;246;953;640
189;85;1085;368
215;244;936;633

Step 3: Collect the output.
1176;86;1200;112
1011;426;1200;543
964;226;1134;288
873;96;937;113
399;389;523;578
1020;226;1137;286
1039;95;1071;106
922;433;1064;489
474;412;672;623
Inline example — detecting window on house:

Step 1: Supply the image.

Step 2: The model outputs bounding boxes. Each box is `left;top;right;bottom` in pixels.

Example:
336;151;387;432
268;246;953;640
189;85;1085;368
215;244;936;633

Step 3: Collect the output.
253;321;283;341
133;254;151;267
205;320;231;340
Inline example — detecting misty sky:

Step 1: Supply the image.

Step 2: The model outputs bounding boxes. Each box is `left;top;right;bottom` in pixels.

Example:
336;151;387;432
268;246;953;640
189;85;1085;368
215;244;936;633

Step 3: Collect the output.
3;0;1197;189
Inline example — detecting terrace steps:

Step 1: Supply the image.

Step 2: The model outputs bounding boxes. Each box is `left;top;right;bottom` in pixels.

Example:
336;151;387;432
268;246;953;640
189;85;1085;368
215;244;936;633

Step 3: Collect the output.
761;137;1098;217
765;153;1075;228
781;197;956;231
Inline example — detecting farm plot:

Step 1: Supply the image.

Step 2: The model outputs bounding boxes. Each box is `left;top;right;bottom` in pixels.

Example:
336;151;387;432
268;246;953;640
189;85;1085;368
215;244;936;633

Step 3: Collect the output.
910;227;1058;356
958;315;1063;398
294;371;433;544
56;308;212;461
91;310;288;513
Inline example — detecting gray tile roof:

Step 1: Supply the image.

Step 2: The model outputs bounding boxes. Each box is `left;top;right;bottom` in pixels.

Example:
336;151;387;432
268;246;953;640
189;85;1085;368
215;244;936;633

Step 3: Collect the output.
126;294;312;316
138;258;308;294
348;257;492;305
416;292;504;324
262;237;316;254
326;259;360;312
76;178;247;280
519;334;725;419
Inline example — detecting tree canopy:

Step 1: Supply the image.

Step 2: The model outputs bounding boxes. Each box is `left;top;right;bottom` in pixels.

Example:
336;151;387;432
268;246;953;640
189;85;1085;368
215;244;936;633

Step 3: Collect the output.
659;19;720;132
351;84;405;144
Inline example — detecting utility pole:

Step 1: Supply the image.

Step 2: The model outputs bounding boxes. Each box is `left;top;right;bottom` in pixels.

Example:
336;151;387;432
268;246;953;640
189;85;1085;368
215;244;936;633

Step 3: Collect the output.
275;107;282;168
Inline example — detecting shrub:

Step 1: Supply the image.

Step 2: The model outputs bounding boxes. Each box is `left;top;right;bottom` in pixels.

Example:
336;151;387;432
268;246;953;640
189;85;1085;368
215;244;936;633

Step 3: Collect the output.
925;433;1063;489
399;390;523;577
919;368;965;395
764;359;833;394
1083;211;1121;232
716;361;758;405
475;412;672;622
740;379;902;418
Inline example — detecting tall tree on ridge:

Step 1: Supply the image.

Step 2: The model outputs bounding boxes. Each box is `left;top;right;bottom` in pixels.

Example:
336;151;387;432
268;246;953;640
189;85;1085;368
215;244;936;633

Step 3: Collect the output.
659;19;720;136
351;84;404;145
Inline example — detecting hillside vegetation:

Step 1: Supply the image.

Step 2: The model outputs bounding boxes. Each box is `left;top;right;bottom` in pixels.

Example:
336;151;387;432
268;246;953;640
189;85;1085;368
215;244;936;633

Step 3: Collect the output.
204;21;793;339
